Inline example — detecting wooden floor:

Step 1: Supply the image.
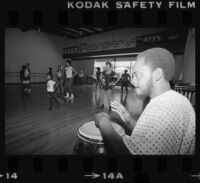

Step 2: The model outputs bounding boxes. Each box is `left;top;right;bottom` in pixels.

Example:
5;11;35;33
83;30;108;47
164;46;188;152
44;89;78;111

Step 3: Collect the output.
5;83;145;155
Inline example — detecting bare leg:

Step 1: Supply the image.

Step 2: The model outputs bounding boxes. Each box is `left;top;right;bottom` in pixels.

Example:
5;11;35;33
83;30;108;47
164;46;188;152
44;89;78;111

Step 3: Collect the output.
103;89;112;113
99;89;105;107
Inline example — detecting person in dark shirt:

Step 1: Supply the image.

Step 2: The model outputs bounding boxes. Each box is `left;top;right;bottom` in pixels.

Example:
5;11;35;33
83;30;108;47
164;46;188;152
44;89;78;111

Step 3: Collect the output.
56;65;64;93
99;62;120;113
20;65;26;92
23;63;31;93
121;70;131;94
20;65;26;84
47;67;53;79
95;67;101;89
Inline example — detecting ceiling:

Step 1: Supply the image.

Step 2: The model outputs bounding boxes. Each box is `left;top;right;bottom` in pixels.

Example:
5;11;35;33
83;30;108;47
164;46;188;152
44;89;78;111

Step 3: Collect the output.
38;27;119;39
20;27;188;41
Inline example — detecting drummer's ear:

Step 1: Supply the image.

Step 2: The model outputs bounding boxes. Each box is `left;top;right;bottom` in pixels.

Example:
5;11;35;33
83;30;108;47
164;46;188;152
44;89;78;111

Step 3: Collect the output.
94;120;100;128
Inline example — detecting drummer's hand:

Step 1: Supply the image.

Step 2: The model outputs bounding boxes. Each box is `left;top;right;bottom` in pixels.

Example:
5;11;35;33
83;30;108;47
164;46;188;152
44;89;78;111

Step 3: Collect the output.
94;112;110;128
111;100;131;123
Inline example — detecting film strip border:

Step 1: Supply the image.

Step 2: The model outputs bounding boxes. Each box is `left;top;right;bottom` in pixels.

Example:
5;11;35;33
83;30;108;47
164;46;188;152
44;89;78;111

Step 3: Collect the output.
1;156;199;182
6;10;195;26
3;8;199;183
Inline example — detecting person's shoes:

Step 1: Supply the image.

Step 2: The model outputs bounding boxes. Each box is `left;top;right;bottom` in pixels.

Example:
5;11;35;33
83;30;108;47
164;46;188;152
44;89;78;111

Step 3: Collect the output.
57;103;60;108
49;107;52;110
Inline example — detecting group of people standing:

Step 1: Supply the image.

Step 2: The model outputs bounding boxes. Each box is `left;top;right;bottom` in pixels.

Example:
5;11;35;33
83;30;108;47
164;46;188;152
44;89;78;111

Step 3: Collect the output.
19;59;131;112
46;59;77;110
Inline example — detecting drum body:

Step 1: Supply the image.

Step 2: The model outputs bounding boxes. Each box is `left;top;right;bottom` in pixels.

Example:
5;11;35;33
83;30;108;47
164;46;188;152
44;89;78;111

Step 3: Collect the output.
73;121;125;155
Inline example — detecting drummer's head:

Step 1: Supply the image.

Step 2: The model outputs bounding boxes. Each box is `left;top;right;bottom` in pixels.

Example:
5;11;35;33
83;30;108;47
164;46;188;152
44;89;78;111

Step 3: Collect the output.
105;62;112;71
132;48;175;98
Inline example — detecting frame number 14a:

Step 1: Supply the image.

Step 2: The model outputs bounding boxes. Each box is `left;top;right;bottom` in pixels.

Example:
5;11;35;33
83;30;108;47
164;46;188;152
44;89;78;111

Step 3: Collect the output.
84;172;123;180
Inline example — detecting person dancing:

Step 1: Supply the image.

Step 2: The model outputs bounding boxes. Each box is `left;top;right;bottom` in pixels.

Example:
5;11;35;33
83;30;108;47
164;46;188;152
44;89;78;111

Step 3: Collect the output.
99;62;120;113
46;74;59;110
23;63;31;93
121;69;131;94
95;67;101;89
19;65;26;91
56;65;64;93
64;59;77;100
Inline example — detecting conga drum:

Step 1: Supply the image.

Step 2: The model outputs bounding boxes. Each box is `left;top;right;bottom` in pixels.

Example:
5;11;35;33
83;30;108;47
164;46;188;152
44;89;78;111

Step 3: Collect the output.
73;121;125;154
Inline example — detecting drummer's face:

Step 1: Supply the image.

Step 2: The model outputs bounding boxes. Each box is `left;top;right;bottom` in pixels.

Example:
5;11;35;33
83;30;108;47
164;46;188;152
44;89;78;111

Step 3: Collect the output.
132;57;153;97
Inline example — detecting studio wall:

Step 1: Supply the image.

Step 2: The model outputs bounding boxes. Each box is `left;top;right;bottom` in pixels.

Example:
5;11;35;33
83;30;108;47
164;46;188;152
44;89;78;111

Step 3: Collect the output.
182;29;195;84
5;28;66;83
5;28;195;85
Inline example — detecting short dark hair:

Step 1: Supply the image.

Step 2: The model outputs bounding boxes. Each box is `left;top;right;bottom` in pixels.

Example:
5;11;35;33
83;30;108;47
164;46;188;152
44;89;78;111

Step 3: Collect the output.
106;62;112;67
137;48;175;81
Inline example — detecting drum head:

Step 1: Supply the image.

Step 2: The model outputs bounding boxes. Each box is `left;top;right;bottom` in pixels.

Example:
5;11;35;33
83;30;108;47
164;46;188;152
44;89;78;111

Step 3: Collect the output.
78;121;125;143
78;121;102;143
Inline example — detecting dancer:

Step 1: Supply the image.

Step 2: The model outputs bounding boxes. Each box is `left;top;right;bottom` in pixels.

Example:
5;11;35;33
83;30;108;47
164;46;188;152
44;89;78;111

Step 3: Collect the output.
56;65;64;93
23;63;31;93
99;62;120;113
19;65;26;89
47;67;53;79
121;69;131;94
64;59;77;100
78;69;85;84
95;67;101;89
46;74;59;110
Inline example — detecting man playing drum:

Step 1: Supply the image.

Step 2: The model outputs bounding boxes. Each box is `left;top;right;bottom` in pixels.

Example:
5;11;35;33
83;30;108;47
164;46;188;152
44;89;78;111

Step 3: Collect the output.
95;48;195;155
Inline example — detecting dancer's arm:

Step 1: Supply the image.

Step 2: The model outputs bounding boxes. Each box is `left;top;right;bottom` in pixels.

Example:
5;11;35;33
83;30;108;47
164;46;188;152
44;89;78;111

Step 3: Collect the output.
112;72;120;85
72;67;77;78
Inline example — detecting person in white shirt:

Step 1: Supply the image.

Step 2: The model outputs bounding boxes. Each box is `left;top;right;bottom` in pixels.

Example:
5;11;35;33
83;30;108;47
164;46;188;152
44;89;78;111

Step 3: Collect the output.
47;74;59;110
99;62;120;113
64;59;77;100
94;48;195;155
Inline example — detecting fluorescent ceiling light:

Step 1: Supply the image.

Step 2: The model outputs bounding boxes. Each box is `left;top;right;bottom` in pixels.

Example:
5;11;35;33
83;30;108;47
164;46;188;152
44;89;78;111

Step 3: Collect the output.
62;31;78;36
80;28;94;33
93;27;103;31
65;27;85;35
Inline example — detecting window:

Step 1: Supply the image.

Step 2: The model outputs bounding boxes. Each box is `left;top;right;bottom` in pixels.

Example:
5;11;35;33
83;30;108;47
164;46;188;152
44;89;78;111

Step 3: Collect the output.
94;60;136;78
